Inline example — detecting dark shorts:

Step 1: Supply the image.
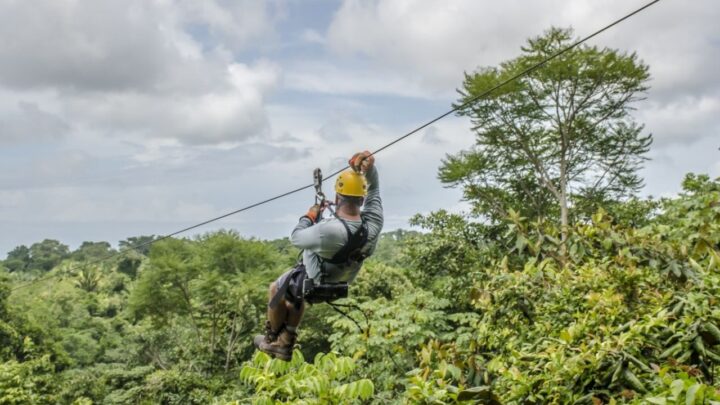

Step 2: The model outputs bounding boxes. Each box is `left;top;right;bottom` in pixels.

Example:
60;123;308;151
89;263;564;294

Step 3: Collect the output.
273;264;307;305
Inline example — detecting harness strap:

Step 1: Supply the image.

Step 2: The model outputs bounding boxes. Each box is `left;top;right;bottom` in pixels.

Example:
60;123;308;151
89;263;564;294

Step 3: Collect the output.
323;216;368;267
268;265;304;309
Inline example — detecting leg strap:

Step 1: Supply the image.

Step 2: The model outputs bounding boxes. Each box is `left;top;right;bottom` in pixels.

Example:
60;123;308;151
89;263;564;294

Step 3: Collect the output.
269;265;305;309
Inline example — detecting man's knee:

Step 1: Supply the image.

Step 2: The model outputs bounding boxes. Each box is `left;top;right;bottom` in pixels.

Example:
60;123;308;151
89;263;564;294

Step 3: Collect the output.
286;299;304;312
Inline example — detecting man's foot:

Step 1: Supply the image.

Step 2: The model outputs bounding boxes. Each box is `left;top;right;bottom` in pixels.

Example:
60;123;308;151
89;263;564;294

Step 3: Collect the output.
253;328;297;362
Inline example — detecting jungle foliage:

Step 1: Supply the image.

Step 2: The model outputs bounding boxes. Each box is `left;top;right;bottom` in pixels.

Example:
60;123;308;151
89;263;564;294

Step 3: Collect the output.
2;174;719;404
2;27;719;405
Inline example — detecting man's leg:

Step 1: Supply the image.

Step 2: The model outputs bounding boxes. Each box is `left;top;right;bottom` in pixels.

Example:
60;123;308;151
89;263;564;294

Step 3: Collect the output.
267;282;287;332
284;299;305;335
253;275;301;361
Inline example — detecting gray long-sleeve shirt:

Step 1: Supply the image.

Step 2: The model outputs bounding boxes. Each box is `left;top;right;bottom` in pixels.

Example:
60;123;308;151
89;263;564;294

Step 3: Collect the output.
290;166;383;283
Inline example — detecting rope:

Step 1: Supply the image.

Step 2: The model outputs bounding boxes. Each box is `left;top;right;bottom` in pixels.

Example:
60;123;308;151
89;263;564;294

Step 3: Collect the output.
9;0;661;292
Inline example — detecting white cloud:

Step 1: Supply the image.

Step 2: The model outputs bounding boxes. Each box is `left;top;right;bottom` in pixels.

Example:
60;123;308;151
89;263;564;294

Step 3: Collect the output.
284;60;437;98
63;61;281;145
325;0;720;100
0;186;219;223
0;0;170;91
0;102;69;144
326;0;555;91
422;126;443;145
173;0;283;52
317;112;378;143
641;133;720;198
301;29;325;45
0;0;283;91
0;0;284;145
638;96;720;146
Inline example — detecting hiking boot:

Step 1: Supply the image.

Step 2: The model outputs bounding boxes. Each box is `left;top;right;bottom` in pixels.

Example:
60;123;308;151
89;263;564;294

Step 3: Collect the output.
260;321;279;343
253;328;297;361
253;320;279;349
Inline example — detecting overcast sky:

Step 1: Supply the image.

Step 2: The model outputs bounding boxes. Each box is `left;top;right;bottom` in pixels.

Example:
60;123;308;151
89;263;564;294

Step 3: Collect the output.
0;0;718;254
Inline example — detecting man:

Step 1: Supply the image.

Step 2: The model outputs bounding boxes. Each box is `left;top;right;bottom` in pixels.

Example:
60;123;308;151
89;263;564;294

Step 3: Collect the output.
253;150;384;361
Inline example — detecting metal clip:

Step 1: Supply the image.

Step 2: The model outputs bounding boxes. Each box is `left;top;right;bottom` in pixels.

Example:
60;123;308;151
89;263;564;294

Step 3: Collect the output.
313;168;325;204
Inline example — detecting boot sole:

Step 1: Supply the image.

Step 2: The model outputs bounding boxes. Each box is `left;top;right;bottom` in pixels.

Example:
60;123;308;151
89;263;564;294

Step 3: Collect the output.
258;347;291;361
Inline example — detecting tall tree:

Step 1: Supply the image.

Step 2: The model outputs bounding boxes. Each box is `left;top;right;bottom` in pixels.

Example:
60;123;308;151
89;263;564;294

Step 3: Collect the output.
4;245;30;272
71;241;113;261
119;235;158;256
441;27;651;256
28;239;69;271
129;232;280;371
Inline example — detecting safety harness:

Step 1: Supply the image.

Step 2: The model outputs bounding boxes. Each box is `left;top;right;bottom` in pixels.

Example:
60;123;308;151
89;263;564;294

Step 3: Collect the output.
321;214;369;270
313;166;369;281
268;215;368;309
302;212;368;304
267;167;372;334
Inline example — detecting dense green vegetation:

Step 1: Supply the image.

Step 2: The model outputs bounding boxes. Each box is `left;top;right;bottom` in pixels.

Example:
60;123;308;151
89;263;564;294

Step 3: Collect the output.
2;28;719;404
2;174;719;403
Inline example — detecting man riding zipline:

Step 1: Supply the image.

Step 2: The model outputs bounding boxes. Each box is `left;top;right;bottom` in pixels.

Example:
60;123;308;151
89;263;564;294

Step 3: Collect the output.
254;150;384;361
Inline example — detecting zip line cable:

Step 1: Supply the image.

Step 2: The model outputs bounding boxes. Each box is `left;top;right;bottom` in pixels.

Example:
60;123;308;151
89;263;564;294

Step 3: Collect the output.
11;183;316;291
10;0;661;292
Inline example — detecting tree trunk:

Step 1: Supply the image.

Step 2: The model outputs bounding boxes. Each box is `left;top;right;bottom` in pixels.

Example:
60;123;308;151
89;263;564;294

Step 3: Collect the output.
559;159;569;264
178;282;203;344
224;313;238;372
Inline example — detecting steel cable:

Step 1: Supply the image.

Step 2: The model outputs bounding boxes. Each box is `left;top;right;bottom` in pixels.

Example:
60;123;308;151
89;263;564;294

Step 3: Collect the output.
10;0;661;291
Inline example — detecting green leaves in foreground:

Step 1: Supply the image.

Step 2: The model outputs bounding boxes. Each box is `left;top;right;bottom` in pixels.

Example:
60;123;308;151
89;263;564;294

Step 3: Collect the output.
400;175;720;404
238;351;374;404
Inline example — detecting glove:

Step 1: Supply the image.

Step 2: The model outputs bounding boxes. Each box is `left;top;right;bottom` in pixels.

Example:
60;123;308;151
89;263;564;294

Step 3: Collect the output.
304;204;322;223
348;150;374;173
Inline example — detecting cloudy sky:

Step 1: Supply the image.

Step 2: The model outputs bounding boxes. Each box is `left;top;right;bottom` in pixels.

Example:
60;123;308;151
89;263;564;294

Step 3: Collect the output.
0;0;718;254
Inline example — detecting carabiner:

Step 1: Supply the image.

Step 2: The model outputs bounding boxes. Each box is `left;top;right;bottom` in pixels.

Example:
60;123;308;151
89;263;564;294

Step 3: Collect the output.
313;168;325;204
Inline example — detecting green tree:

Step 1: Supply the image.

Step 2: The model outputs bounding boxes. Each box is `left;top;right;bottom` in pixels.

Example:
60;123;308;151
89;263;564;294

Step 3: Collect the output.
0;271;11;325
129;232;282;373
442;27;651;257
4;245;31;272
116;254;143;279
119;235;158;256
74;265;101;292
28;239;69;271
368;229;419;267
71;241;113;261
399;175;720;403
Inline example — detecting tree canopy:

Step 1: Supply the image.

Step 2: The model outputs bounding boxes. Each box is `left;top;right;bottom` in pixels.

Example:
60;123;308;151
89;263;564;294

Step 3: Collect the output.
442;27;652;254
1;27;718;405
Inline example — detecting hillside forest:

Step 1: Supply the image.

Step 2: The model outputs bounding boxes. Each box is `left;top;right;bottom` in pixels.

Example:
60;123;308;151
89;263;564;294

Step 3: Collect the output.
2;28;720;404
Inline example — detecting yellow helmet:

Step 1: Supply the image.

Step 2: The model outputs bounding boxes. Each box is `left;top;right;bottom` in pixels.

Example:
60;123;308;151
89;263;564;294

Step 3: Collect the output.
335;169;368;197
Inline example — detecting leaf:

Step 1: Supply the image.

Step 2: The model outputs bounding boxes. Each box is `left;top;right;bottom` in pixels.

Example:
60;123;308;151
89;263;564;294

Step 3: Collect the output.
446;364;462;381
457;386;501;404
685;383;703;405
358;379;374;400
560;329;572;343
670;379;685;398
